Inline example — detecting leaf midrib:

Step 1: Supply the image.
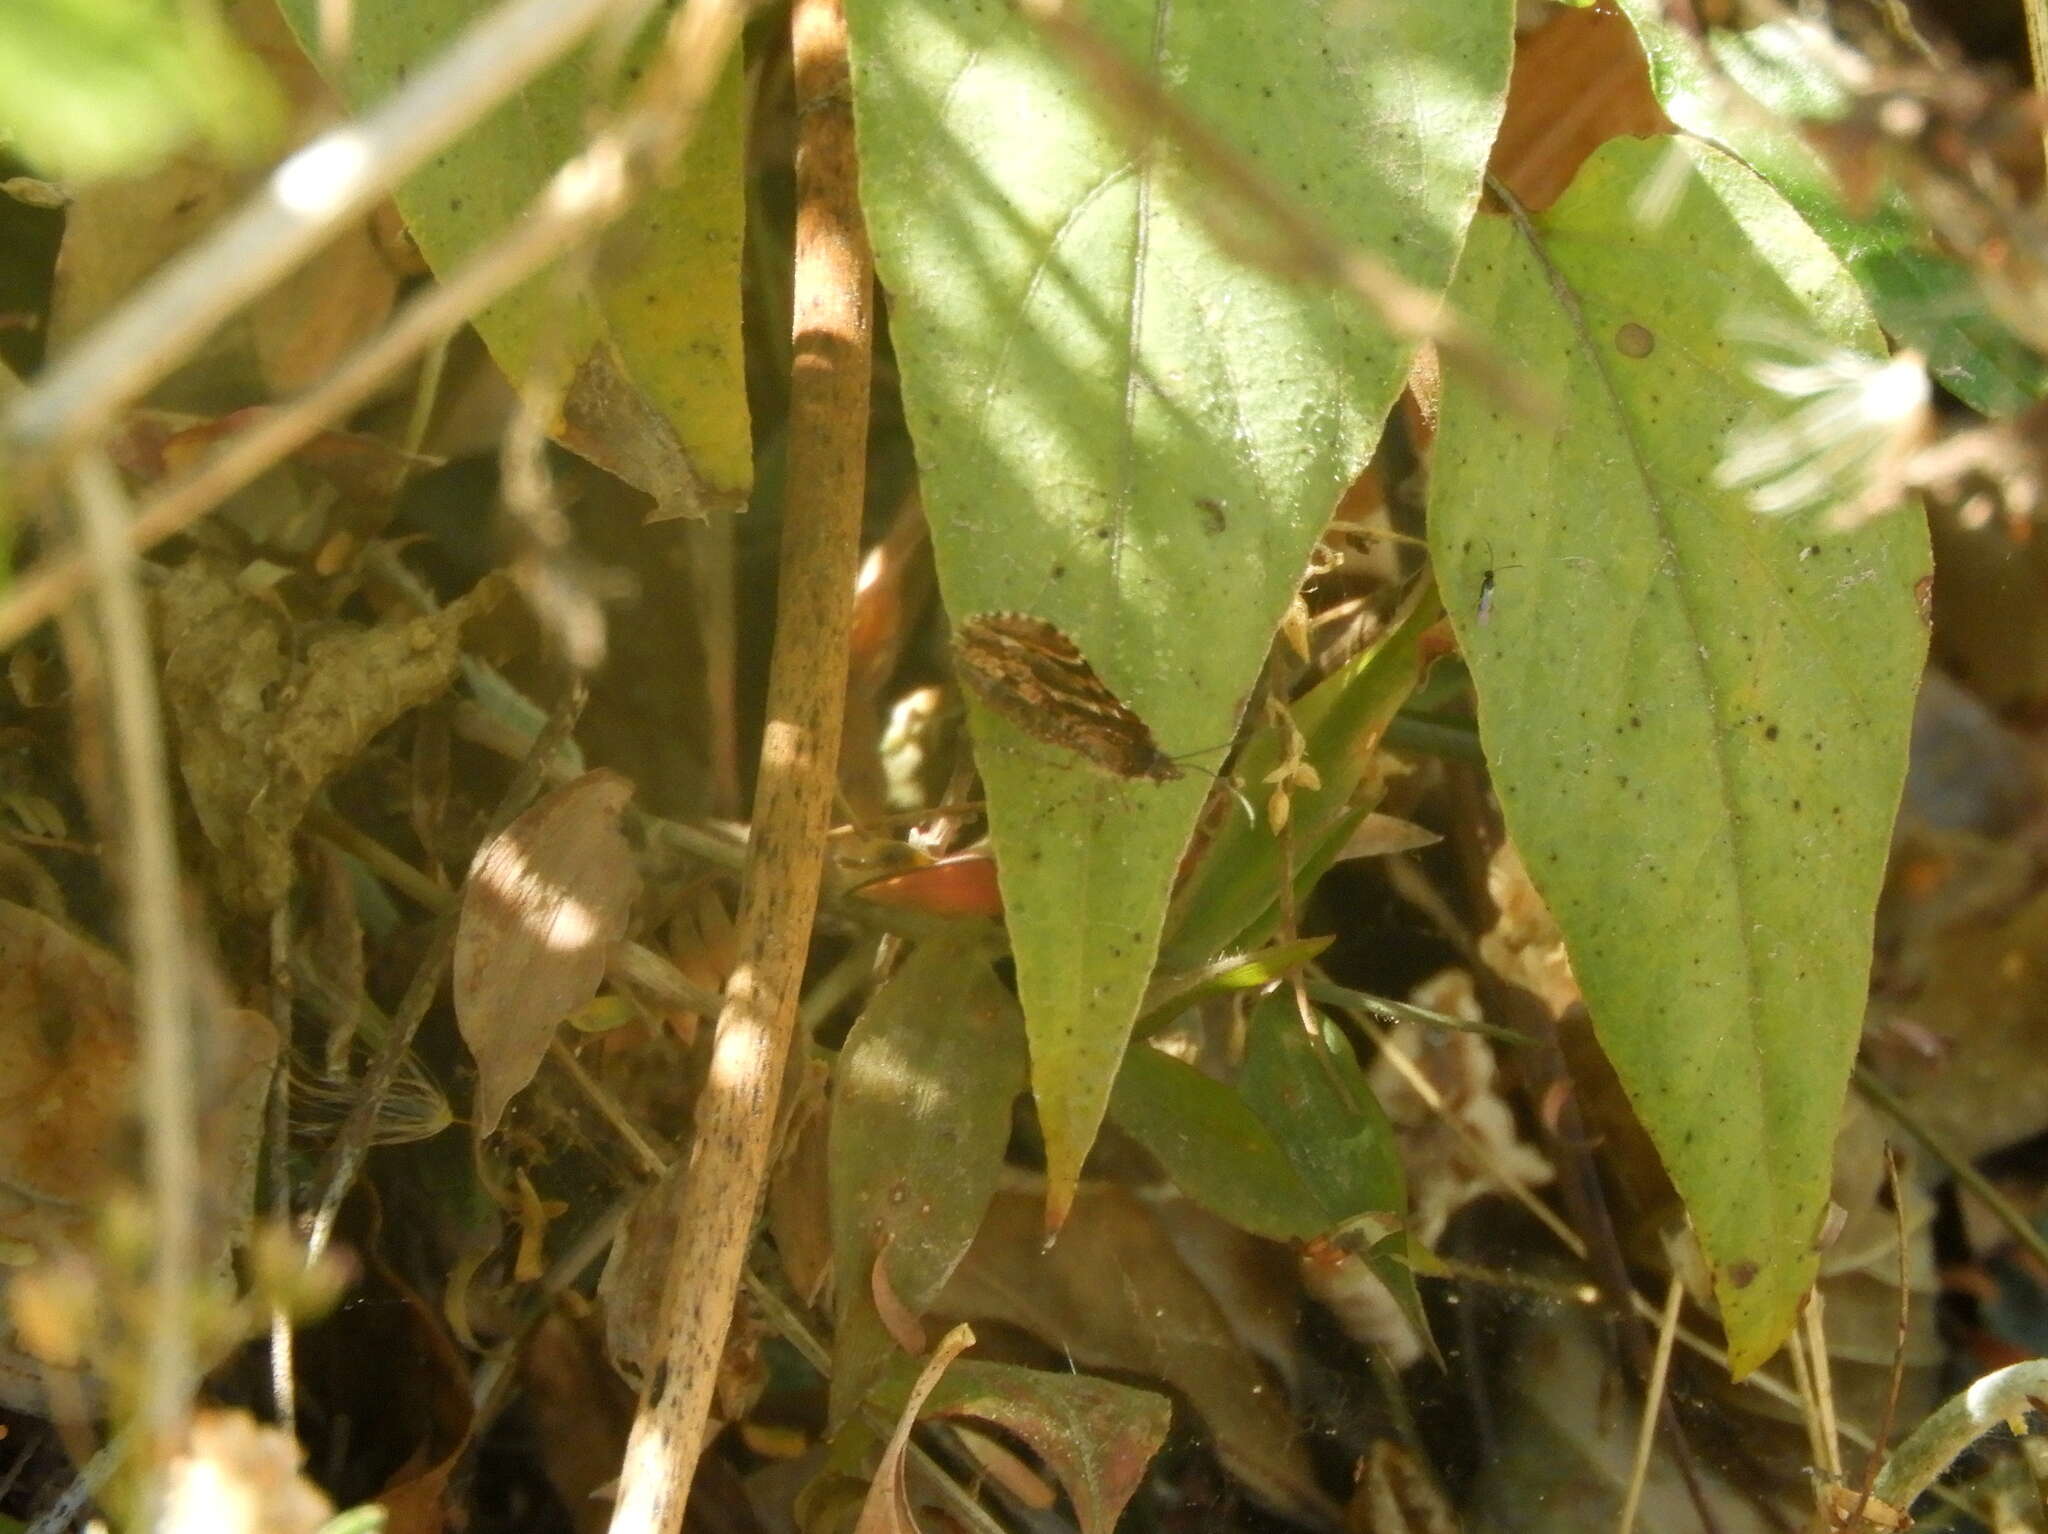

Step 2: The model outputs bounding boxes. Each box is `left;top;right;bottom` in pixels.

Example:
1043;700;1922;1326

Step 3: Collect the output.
1498;181;1773;1194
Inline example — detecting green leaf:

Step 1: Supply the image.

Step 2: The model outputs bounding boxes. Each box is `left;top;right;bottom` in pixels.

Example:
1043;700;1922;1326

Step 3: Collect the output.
275;0;750;516
848;0;1513;1219
1109;993;1417;1301
1108;1038;1330;1240
0;0;282;181
828;937;1028;1424
1615;0;2047;416
1162;584;1440;969
1430;136;1927;1373
1135;935;1332;1037
1239;999;1403;1226
1238;996;1432;1357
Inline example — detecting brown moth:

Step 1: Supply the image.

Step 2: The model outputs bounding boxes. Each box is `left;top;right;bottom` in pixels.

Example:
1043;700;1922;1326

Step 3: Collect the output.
952;612;1181;783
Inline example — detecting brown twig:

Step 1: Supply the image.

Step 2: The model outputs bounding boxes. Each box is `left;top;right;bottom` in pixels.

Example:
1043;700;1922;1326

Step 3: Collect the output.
605;0;871;1524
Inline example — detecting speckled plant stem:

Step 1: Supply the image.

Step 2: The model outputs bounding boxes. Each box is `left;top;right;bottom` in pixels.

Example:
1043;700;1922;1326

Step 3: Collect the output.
605;1;873;1528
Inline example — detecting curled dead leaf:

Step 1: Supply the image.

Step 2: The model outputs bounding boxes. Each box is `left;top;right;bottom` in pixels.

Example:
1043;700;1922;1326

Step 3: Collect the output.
855;1324;975;1534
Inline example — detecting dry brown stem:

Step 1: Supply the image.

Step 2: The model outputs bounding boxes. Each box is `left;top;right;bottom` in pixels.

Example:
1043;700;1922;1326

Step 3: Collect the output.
604;0;872;1525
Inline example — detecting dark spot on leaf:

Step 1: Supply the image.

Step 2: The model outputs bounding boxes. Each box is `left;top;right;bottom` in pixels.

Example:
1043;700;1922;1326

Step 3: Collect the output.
1726;1262;1758;1289
1615;322;1655;359
1764;723;1780;741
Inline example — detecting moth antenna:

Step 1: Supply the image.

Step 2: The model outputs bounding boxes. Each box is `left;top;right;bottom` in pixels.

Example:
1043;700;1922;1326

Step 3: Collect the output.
1182;759;1255;823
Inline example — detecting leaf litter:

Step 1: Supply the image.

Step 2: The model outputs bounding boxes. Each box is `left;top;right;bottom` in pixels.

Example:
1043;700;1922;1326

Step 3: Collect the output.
6;2;2048;1529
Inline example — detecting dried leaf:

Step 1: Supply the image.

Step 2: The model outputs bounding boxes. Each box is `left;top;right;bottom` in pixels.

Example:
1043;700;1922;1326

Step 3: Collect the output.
157;410;431;507
0;904;273;1415
663;883;737;1040
599;1162;767;1423
518;1311;636;1534
159;557;506;912
43;0;376;404
855;1325;975;1534
0;902;134;1211
1333;813;1442;863
1488;3;1669;213
767;1060;834;1307
246;218;398;393
47;152;239;358
455;771;639;1136
851;854;1004;920
0;902;275;1241
869;1249;928;1357
597;1168;675;1386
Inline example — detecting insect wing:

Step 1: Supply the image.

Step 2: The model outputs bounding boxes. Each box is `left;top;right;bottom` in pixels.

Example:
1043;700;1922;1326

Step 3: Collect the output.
953;613;1180;783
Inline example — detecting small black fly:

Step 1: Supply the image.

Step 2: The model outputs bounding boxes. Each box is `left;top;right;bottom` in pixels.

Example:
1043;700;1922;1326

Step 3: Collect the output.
1473;539;1522;626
